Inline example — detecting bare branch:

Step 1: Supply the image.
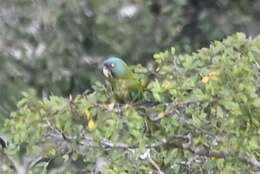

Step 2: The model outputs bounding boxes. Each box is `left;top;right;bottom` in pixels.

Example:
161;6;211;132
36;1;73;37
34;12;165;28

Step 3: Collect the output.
140;149;165;174
41;115;260;171
148;100;201;121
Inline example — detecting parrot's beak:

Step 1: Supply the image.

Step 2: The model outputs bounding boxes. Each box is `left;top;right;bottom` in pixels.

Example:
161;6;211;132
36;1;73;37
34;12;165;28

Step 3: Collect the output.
102;64;112;78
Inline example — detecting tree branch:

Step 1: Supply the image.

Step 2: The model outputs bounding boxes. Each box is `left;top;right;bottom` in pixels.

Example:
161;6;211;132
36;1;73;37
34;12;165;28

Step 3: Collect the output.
140;149;165;174
42;109;260;171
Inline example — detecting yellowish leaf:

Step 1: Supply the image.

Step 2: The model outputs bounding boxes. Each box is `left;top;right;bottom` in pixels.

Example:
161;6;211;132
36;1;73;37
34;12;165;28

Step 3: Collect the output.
208;70;220;76
88;119;96;130
85;109;91;119
162;80;174;90
202;76;209;83
158;112;166;119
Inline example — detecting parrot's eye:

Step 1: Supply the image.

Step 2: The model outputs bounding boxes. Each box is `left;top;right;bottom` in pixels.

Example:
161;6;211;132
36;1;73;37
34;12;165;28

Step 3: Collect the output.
111;63;115;68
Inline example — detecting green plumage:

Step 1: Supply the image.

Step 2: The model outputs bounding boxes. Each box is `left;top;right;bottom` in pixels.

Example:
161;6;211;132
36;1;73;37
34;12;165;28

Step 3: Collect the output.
102;57;143;102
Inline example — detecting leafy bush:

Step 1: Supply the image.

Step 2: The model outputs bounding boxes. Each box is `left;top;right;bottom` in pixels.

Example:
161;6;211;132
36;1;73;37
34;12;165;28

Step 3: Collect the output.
2;33;260;173
2;0;260;121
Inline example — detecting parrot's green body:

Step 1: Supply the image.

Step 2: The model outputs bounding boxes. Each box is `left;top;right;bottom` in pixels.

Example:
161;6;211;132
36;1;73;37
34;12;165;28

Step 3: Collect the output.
102;57;143;102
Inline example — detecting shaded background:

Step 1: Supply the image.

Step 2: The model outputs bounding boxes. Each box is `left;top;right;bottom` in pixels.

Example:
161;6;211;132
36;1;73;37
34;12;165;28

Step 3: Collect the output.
0;0;260;124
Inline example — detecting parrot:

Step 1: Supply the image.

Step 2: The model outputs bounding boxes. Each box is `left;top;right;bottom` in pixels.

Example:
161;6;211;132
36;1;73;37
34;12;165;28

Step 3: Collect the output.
102;57;143;102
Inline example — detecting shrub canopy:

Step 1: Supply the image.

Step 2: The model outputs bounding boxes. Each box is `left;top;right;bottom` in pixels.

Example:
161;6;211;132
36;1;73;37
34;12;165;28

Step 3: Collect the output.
1;33;260;173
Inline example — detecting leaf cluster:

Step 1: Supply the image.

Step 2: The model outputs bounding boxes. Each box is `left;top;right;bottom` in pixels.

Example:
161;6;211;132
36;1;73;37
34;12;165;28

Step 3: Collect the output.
2;33;260;173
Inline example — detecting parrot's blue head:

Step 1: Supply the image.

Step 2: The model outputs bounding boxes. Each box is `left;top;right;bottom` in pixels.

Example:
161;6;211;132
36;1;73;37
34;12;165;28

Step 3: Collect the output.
102;57;128;78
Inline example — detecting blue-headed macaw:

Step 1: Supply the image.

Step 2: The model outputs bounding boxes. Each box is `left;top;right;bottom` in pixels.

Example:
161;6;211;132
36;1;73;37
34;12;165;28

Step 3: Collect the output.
102;57;143;102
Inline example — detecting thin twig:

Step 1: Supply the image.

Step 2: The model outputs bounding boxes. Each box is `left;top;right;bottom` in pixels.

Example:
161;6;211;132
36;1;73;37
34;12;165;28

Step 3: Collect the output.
140;149;165;174
43;123;260;171
148;100;200;121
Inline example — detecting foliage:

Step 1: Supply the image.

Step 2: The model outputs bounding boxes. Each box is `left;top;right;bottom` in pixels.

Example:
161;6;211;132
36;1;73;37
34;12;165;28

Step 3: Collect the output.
1;0;260;122
1;33;260;173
